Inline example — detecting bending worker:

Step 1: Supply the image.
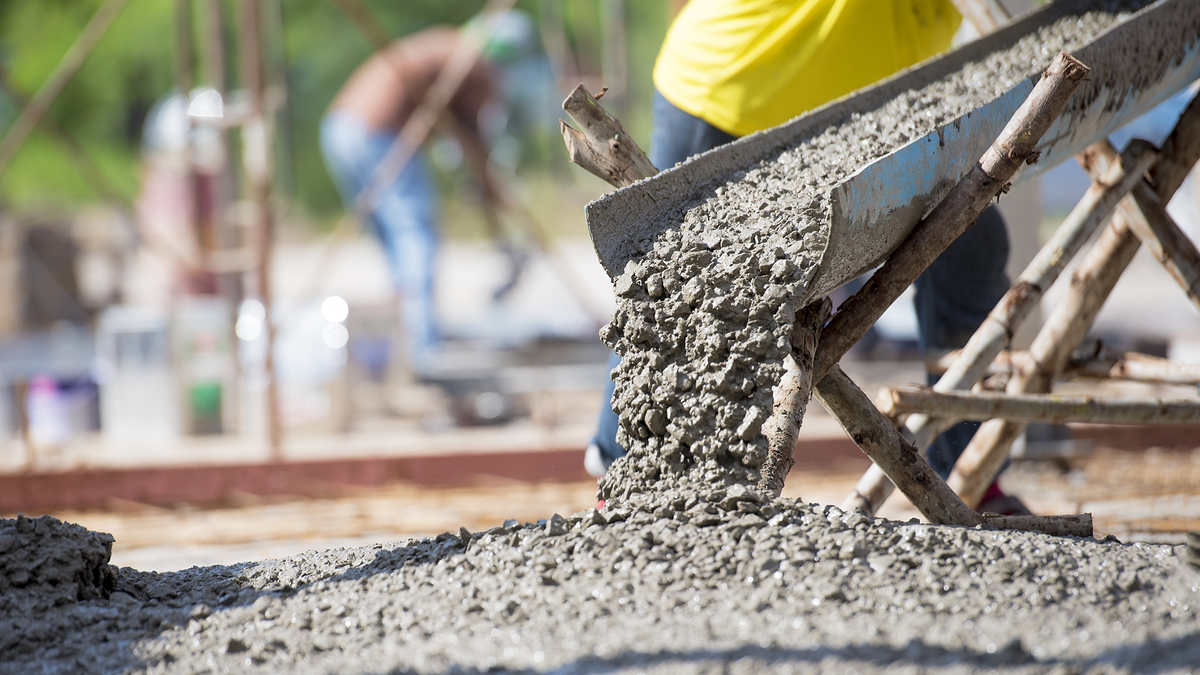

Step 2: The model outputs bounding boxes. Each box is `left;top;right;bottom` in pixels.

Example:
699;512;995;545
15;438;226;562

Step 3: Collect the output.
585;0;1028;515
320;13;536;376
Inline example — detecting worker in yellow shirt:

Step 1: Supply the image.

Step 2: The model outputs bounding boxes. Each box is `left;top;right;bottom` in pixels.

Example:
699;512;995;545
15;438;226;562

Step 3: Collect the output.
586;0;1026;515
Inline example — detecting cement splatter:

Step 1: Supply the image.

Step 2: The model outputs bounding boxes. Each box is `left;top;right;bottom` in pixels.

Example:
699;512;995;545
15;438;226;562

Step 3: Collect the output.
598;2;1155;503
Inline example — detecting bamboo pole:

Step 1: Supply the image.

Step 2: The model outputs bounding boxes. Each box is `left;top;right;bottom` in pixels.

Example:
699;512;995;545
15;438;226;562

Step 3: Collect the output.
0;0;129;177
881;387;1200;425
947;93;1200;507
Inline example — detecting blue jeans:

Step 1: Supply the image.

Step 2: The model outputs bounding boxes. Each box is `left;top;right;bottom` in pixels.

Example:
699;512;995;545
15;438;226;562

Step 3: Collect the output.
591;91;1010;480
320;111;440;369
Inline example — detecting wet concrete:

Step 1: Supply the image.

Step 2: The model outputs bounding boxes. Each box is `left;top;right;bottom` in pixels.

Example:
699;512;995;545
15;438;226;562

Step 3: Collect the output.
598;1;1170;503
3;504;1198;673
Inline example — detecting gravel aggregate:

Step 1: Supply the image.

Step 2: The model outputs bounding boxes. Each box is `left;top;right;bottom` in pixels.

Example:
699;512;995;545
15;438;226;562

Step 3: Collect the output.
3;504;1198;673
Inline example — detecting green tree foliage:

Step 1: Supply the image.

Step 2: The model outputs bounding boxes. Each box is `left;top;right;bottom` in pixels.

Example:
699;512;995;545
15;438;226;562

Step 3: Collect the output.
0;0;668;219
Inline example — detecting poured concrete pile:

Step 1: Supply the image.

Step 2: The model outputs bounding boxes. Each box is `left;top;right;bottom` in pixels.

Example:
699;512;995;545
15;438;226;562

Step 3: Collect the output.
4;507;1199;673
0;514;115;611
598;1;1156;503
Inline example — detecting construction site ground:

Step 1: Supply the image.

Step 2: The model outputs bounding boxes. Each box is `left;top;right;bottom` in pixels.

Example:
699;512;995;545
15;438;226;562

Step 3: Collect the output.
28;424;1200;572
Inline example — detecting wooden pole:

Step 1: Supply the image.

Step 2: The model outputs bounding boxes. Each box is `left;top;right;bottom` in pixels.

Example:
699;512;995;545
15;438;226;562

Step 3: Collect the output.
928;348;1200;385
904;141;1156;433
560;84;658;187
846;93;1200;516
881;387;1200;425
811;54;1090;382
1125;184;1200;311
979;513;1091;537
946;94;1200;507
0;0;129;177
759;298;830;498
843;139;1158;512
240;0;282;458
815;367;983;526
804;55;1088;509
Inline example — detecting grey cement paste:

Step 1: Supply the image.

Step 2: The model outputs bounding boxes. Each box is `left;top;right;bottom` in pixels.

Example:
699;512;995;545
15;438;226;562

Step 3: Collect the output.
2;505;1198;673
598;1;1162;503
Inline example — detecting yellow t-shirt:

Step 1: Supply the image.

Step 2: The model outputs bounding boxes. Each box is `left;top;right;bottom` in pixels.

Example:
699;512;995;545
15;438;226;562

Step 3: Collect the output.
653;0;961;137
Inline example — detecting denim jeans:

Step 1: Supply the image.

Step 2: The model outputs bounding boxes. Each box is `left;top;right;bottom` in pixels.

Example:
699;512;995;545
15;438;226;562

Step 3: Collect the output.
320;111;440;369
592;91;1011;480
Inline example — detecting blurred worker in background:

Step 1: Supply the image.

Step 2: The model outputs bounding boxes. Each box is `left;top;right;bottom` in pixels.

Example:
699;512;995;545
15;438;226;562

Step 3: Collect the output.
320;11;543;376
586;0;1027;515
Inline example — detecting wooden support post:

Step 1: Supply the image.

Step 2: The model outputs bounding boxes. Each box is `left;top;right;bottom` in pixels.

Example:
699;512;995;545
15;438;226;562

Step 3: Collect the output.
880;387;1200;425
799;54;1088;511
979;513;1092;538
811;53;1089;382
560;84;658;188
759;298;830;498
947;93;1200;508
240;0;282;459
842;138;1157;513
1126;184;1200;311
0;0;129;177
816;367;983;526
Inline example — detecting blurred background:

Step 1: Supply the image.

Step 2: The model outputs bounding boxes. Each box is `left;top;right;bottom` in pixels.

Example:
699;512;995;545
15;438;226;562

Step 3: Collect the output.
1;0;1197;570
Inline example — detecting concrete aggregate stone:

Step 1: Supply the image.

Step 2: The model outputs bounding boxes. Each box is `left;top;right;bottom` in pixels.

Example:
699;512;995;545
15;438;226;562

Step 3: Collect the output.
3;502;1198;673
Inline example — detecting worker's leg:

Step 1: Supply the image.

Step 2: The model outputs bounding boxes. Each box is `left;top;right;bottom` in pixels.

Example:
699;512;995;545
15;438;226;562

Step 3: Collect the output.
372;154;440;370
913;205;1010;479
319;112;441;372
587;91;736;473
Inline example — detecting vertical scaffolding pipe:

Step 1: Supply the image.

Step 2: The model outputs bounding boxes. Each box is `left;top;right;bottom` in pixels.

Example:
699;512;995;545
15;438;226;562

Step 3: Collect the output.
240;0;283;458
